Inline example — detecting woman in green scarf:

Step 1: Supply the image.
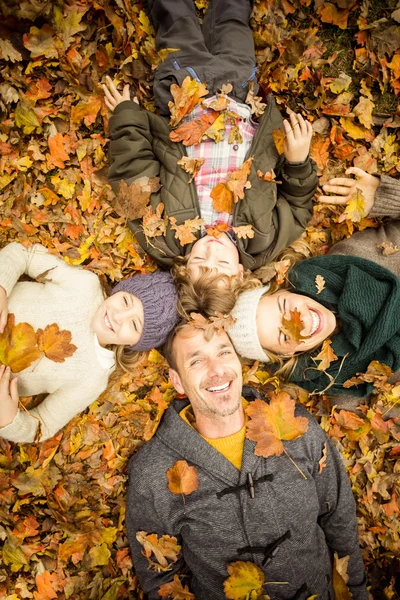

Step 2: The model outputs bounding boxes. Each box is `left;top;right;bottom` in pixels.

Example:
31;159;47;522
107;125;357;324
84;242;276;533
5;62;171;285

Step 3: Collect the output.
227;167;400;398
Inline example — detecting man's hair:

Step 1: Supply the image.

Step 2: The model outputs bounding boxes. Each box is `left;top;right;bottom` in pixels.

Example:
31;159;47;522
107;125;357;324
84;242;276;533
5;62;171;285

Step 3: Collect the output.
162;320;192;373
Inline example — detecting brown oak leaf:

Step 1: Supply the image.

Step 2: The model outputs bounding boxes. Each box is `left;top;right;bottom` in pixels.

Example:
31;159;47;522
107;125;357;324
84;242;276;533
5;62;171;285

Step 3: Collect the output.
169;112;219;146
377;241;400;256
114;177;161;220
315;274;326;294
177;156;205;183
0;313;41;373
158;575;195;600
232;225;254;239
245;86;267;118
206;96;230;112
136;531;181;573
166;460;199;496
188;312;236;342
245;392;309;459
142;203;168;239
205;223;231;238
168;76;209;127
37;324;77;363
280;308;311;345
169;216;204;246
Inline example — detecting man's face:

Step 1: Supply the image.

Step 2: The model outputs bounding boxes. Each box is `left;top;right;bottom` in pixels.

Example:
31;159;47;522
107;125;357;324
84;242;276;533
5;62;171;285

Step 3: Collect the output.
186;233;244;281
169;329;243;419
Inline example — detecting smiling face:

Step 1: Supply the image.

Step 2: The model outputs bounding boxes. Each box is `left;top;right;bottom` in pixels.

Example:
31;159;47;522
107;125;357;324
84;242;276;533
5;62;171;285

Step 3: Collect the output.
186;233;243;281
92;291;144;347
257;290;337;355
169;328;243;420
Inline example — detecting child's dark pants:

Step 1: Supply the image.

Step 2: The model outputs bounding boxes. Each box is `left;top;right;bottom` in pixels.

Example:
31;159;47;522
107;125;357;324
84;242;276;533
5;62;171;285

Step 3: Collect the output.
147;0;258;114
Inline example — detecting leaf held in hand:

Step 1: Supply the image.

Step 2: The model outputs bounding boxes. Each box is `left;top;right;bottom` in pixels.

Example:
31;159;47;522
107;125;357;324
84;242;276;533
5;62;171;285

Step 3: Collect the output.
169;216;204;246
158;575;195;599
113;177;161;220
224;560;265;600
272;128;286;154
315;339;338;371
136;531;181;572
0;314;41;373
315;274;326;294
337;188;366;223
166;460;199;496
37;323;77;363
168;76;209;127
245;392;309;459
280;308;310;345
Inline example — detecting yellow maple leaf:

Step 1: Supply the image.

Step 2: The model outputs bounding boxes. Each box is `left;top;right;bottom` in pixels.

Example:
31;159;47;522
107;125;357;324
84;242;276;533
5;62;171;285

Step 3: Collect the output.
223;561;265;600
338;188;366;223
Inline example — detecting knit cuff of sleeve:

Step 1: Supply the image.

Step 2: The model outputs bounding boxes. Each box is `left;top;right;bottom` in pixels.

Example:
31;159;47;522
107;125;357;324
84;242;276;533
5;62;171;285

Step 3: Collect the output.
229;285;271;363
0;410;37;444
369;174;400;219
283;158;313;179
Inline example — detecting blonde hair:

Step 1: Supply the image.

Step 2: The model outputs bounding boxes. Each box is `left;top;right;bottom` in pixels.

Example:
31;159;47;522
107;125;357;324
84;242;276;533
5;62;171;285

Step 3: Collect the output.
113;345;147;374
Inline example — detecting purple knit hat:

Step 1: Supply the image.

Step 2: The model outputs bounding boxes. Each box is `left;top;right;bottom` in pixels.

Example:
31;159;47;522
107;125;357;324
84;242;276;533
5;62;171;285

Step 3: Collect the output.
111;271;180;352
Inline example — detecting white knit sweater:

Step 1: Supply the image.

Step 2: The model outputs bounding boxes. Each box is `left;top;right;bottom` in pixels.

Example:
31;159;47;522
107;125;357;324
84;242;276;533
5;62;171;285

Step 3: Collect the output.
0;243;115;443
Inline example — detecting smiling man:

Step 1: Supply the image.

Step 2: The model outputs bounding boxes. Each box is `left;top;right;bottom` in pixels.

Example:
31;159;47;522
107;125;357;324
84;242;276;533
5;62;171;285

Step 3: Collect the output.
125;324;368;600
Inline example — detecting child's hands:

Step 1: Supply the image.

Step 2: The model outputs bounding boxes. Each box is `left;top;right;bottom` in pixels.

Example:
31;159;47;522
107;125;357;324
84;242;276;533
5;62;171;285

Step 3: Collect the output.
283;112;313;163
102;76;139;112
319;167;380;215
0;286;7;333
0;366;19;428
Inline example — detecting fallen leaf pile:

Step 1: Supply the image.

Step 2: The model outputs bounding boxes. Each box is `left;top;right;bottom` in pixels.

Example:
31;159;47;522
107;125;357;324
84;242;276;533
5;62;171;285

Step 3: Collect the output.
0;0;399;597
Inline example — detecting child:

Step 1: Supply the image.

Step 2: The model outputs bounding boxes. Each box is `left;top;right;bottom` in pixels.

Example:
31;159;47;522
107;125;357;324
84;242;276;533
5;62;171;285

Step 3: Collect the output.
103;0;317;281
0;243;179;443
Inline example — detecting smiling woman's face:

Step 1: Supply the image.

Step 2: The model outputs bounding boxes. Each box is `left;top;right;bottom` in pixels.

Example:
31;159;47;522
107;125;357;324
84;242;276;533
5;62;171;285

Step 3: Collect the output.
92;291;144;347
186;233;243;280
256;290;337;355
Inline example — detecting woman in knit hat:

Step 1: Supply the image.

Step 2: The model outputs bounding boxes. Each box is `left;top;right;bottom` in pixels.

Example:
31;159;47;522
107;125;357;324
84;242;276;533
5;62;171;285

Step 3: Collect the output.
229;168;400;398
0;242;180;443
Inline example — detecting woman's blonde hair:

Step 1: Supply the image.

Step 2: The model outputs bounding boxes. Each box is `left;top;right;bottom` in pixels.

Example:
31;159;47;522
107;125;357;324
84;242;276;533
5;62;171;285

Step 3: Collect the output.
113;345;147;374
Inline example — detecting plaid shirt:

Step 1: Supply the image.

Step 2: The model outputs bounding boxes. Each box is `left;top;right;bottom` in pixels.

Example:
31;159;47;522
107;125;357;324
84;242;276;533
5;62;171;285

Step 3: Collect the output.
185;96;258;227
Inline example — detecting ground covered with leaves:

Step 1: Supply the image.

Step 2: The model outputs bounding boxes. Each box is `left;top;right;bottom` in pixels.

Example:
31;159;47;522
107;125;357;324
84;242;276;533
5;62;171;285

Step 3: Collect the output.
0;0;399;598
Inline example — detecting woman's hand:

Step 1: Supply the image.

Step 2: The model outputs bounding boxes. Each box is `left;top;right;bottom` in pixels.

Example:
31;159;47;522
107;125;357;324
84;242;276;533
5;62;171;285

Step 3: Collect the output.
318;167;380;215
0;366;19;428
0;286;8;334
102;76;138;112
283;112;313;163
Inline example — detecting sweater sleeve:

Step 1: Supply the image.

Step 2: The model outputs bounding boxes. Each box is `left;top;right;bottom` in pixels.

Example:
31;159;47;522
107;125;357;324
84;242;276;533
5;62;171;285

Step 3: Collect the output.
309;420;368;599
108;101;161;193
368;174;400;218
126;485;189;600
0;376;109;443
0;242;76;298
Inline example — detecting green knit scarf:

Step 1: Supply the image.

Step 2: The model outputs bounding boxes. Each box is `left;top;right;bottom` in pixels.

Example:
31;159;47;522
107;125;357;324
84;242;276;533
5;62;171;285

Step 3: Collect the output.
288;255;400;397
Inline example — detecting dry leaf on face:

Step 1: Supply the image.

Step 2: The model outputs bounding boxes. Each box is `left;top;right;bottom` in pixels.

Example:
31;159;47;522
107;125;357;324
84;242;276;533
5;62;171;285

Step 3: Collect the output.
332;553;352;600
337;188;366;223
158;575;195;600
377;241;400;256
188;312;236;342
280;308;310;345
223;560;265;600
169;216;204;246
315;274;326;294
113;177;161;220
315;339;338;371
0;314;41;373
136;531;181;572
232;225;254;240
210;183;234;213
166;460;199;496
142;203;168;239
168;76;209;127
272;128;286;154
169;112;219;146
37;323;77;363
205;223;230;238
177;156;204;183
319;441;328;473
245;393;309;459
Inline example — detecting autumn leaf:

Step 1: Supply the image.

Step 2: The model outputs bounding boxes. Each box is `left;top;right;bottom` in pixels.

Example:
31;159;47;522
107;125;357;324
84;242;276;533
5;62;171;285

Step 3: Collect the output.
245;85;267;117
272;128;285;154
169;112;219;146
168;76;209;127
34;570;58;600
158;48;180;62
343;360;393;390
329;72;352;94
315;339;338;372
310;136;330;173
224;561;265;600
188;312;236;342
202;112;226;143
0;314;41;373
315;274;326;294
142;203;168;239
136;531;181;572
212;157;254;213
257;169;281;183
337;188;366;223
205;223;230;238
332;553;352;600
113;177;161;221
245;392;309;459
37;324;77;363
280;308;310;345
354;96;375;129
177;156;205;183
232;225;254;239
206;96;230;112
158;575;195;600
377;241;400;256
169;216;204;245
210;182;234;213
166;460;199;497
319;442;328;473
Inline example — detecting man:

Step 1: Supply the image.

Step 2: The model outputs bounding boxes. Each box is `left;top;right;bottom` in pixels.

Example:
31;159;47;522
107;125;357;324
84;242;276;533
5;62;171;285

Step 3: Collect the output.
104;0;317;276
126;324;369;599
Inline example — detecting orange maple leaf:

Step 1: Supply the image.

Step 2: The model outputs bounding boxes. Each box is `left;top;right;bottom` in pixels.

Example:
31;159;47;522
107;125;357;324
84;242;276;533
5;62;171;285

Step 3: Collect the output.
114;177;161;221
169;112;219;146
166;460;199;496
280;308;310;345
315;339;338;371
37;323;77;363
136;531;181;573
158;575;195;600
169;216;204;246
245;393;309;459
0;313;41;373
168;76;209;127
205;223;230;238
34;570;58;600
